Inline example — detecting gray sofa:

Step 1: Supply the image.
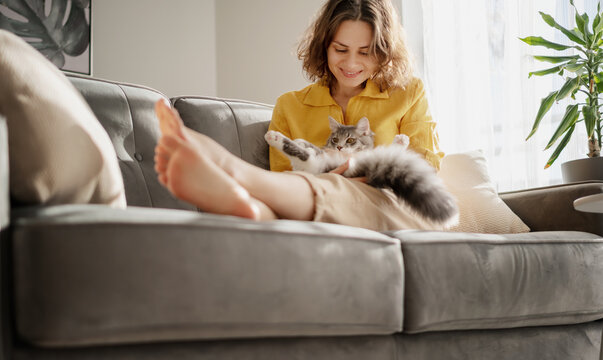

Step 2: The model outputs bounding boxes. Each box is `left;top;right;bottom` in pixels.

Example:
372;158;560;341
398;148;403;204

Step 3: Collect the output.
1;74;603;359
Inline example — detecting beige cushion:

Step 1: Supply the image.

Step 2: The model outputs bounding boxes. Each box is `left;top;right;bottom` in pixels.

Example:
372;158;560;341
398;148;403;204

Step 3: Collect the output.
0;30;125;207
439;150;530;234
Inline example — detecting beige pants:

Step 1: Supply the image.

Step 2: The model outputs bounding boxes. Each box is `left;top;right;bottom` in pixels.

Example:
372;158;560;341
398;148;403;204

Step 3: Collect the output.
291;171;442;232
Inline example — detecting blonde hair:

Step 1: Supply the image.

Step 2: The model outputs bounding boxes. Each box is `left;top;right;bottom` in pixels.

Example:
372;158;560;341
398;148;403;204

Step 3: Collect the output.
297;0;413;92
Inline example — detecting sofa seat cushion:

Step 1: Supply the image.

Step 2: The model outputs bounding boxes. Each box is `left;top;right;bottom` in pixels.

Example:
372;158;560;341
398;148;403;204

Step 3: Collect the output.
386;230;603;333
12;205;403;347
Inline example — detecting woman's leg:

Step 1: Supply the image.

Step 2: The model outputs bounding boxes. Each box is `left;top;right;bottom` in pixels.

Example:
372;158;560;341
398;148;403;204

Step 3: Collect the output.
154;100;315;221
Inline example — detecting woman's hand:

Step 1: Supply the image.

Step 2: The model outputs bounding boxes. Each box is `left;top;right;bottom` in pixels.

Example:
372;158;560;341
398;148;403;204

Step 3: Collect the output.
329;159;367;183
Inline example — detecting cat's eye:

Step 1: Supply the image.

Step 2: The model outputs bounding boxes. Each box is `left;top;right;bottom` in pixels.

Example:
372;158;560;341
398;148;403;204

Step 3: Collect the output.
346;138;356;144
332;137;339;144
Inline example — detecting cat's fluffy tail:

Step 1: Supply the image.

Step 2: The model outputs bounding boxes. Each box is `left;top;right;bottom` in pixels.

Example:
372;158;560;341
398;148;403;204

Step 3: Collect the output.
344;146;458;226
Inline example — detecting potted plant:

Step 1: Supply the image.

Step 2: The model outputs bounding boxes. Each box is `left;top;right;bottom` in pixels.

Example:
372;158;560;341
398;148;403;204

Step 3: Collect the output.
520;0;602;182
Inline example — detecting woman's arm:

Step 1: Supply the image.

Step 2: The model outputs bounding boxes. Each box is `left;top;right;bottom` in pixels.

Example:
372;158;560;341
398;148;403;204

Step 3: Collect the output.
268;100;294;172
398;79;444;170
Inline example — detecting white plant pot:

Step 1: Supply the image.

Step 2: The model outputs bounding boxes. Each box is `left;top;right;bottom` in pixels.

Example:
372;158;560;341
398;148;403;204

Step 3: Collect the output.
561;156;603;183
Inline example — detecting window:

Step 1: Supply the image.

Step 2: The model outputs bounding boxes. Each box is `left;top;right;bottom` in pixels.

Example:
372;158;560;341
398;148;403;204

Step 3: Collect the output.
404;0;598;191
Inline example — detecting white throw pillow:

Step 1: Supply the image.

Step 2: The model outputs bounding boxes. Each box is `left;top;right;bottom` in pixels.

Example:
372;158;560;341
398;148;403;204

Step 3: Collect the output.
439;150;530;234
0;30;126;207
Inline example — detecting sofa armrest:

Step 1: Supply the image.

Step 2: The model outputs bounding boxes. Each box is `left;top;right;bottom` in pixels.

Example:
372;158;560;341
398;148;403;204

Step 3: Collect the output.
0;115;8;231
500;181;603;236
0;115;11;360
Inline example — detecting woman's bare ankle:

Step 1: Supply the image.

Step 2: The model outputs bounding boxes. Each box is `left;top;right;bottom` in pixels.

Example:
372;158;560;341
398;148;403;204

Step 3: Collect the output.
250;198;278;220
164;141;266;220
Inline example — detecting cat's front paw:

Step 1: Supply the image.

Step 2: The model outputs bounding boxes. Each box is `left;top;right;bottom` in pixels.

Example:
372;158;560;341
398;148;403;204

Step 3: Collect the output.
264;131;284;146
393;134;410;148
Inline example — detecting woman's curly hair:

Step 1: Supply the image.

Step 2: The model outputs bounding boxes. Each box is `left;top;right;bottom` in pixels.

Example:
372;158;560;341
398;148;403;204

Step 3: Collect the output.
297;0;413;92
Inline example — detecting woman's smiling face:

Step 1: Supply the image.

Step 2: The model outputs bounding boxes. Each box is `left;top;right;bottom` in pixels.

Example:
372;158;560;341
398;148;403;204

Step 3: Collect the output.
327;20;378;95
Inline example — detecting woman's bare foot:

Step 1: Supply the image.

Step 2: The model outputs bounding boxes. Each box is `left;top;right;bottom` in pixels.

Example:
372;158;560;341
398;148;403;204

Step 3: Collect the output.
162;135;261;219
155;99;237;174
155;98;185;140
154;99;277;220
154;99;185;186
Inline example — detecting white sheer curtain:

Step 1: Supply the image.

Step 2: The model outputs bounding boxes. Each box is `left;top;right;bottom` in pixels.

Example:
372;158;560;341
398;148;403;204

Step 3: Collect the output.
419;0;598;191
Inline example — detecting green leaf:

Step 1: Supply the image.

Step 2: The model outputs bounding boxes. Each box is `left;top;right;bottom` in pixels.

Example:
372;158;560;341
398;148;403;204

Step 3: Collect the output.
570;0;592;42
526;91;558;140
545;104;580;150
597;9;603;34
533;55;580;63
529;65;563;77
540;11;586;45
563;60;586;73
519;36;573;50
582;14;594;46
594;5;603;46
545;125;576;169
556;76;581;100
583;105;598;137
594;30;603;47
0;0;90;67
575;11;586;36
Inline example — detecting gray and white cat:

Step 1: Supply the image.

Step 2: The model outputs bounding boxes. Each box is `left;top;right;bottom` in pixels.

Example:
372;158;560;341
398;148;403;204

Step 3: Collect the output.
265;116;458;225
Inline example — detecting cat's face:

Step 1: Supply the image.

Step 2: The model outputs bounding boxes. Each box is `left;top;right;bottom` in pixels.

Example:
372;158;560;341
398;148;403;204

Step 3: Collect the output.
325;116;374;152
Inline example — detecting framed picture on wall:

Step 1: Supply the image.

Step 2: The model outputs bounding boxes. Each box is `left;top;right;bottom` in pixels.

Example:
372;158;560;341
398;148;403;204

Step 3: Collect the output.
0;0;91;75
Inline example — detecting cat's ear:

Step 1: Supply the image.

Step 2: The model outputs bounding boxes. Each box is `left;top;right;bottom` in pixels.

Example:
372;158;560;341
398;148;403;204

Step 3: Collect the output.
328;116;340;132
356;117;371;136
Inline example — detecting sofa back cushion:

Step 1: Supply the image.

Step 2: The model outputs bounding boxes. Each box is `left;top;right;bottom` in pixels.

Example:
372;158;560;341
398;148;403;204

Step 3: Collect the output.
172;96;272;170
68;76;196;211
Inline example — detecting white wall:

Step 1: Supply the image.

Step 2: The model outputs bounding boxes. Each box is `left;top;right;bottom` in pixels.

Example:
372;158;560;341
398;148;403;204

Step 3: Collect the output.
91;1;419;104
400;0;424;77
215;0;324;104
92;0;216;98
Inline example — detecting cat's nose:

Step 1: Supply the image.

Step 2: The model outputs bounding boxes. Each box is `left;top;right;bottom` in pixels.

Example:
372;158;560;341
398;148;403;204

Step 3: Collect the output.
337;146;342;151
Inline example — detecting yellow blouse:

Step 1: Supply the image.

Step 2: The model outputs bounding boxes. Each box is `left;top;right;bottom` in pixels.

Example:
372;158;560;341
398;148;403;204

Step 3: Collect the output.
268;77;444;172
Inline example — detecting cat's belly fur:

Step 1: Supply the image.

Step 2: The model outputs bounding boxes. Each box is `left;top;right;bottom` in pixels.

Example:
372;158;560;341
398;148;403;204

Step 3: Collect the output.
291;148;355;174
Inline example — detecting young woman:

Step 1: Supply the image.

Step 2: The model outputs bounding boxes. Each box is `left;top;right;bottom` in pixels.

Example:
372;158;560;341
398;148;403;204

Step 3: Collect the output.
154;0;445;231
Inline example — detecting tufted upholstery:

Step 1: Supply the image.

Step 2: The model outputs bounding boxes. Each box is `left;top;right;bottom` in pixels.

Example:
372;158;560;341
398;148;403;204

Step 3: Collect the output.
172;96;272;170
1;75;603;359
69;76;196;211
